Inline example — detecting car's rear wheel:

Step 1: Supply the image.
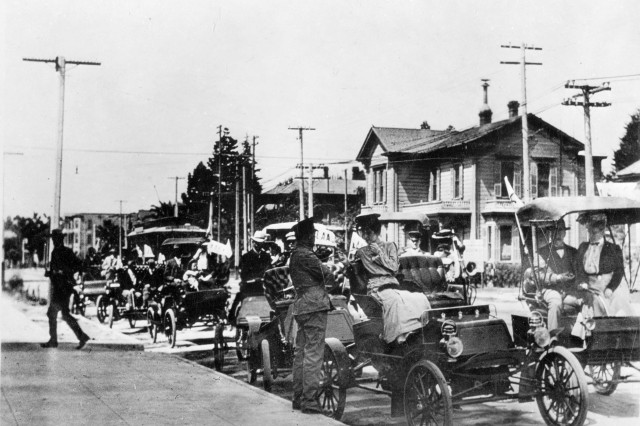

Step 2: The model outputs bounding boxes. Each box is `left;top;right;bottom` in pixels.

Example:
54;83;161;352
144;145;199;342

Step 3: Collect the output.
96;295;108;323
164;309;177;348
261;339;273;392
146;308;157;343
589;362;620;396
404;360;453;426
318;343;347;420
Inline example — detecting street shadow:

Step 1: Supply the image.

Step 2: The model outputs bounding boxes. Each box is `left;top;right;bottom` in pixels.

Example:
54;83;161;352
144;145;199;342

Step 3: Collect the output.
589;388;639;417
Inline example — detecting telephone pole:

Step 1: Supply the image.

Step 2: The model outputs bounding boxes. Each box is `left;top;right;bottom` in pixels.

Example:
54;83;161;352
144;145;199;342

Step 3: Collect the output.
216;126;229;240
501;44;542;202
288;127;315;220
23;56;101;232
562;81;611;196
168;176;185;217
116;200;126;259
251;136;258;236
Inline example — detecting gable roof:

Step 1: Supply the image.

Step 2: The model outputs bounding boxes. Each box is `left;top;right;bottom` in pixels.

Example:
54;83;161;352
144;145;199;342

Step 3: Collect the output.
263;178;364;196
357;114;586;161
615;159;640;181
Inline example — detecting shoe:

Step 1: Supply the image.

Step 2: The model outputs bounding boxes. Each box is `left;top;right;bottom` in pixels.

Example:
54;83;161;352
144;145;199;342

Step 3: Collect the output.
41;341;58;348
77;335;90;350
292;400;301;410
301;405;330;415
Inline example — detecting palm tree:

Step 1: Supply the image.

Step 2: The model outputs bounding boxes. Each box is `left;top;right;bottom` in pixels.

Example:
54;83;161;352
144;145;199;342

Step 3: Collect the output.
150;201;176;219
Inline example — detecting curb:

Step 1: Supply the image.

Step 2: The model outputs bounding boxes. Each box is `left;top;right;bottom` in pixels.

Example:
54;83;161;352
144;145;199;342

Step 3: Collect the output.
1;341;144;352
170;353;346;425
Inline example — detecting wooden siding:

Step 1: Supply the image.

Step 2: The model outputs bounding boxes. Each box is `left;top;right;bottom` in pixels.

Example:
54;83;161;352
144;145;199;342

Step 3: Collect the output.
397;160;428;205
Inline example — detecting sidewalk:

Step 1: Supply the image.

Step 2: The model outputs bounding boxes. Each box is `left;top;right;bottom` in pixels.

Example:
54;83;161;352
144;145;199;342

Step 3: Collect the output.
1;293;342;426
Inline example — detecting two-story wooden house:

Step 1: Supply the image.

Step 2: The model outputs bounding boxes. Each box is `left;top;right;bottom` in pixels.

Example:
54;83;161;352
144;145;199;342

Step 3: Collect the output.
356;94;602;263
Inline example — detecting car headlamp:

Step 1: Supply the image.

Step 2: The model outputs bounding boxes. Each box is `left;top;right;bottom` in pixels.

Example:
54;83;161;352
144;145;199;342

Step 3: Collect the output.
528;311;544;329
583;317;596;331
446;336;464;358
441;319;457;337
533;327;551;348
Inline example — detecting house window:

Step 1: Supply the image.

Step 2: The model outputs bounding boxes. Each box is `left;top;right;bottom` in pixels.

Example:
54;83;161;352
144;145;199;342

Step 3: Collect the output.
486;225;493;260
452;164;463;199
428;168;440;201
499;225;512;261
373;166;386;204
531;162;557;199
494;161;521;198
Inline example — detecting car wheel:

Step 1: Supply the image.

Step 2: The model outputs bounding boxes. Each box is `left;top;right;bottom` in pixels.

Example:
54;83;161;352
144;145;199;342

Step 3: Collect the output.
404;360;453;426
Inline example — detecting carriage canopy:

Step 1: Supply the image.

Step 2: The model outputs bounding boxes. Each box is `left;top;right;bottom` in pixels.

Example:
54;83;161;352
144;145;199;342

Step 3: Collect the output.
516;196;640;226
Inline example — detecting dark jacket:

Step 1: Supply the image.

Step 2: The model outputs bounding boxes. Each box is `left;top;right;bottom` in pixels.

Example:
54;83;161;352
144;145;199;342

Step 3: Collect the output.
575;240;624;292
49;246;82;297
240;249;271;282
537;243;578;291
289;245;331;316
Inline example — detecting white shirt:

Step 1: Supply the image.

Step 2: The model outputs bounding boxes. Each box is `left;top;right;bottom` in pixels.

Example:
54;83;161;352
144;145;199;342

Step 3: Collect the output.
583;238;604;274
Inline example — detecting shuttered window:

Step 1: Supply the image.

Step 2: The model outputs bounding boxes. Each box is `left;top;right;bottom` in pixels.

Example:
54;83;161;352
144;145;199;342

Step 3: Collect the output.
429;168;439;201
452;164;463;199
514;163;522;197
550;166;558;197
373;166;386;204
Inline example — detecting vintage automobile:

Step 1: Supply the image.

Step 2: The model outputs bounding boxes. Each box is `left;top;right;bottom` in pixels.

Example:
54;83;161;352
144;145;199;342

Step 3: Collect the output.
95;265;147;328
330;253;590;426
242;264;353;408
515;195;640;396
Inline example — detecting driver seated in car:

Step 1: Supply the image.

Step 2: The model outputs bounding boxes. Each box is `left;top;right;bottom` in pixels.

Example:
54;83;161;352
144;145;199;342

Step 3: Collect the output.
528;219;583;330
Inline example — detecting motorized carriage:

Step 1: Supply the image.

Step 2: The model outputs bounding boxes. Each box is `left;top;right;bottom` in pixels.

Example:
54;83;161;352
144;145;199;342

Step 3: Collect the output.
431;228;480;304
95;266;147;329
329;251;591;426
242;264;353;412
515;195;640;396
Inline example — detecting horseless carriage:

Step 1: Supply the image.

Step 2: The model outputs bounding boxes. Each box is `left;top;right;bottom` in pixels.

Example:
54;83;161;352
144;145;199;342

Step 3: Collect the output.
515;196;640;397
324;240;592;426
146;237;232;362
95;265;148;329
242;264;354;410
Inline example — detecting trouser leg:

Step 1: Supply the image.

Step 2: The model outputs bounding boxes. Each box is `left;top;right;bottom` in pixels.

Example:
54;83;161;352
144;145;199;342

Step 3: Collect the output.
543;289;562;330
301;311;327;406
59;300;88;341
47;302;61;343
292;314;307;404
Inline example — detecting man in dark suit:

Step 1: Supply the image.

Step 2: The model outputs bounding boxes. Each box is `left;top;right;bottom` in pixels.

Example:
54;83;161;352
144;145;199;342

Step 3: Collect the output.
576;214;623;316
42;229;90;349
535;220;581;329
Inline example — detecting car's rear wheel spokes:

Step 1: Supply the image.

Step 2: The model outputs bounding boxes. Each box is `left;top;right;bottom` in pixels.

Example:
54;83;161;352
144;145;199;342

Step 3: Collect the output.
404;361;452;426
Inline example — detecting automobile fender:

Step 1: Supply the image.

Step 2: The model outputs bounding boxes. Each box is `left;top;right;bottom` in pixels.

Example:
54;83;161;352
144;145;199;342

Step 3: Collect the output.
325;337;353;388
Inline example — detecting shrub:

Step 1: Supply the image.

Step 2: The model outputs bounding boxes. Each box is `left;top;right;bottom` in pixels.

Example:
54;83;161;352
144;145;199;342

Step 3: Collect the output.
5;275;24;293
493;262;522;288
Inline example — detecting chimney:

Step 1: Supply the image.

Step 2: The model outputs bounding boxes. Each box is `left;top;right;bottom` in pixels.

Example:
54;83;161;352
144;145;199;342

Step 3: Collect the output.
508;100;520;118
478;79;493;125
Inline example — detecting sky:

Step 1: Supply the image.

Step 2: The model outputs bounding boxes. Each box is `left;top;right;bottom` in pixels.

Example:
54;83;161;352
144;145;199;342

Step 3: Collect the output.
2;0;640;218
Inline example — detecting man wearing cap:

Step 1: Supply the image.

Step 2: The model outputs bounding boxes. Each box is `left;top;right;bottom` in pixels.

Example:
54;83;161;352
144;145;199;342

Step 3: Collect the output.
228;231;272;323
290;217;331;414
535;220;581;330
576;214;624;316
281;231;296;266
400;231;426;257
101;247;121;280
42;229;90;349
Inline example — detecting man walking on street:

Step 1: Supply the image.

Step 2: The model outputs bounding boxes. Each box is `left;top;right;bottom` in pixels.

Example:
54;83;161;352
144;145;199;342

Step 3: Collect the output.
290;217;331;415
42;229;90;349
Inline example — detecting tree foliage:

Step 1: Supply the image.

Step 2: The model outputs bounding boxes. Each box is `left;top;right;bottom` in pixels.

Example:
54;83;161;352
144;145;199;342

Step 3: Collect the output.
95;219;124;254
181;134;261;242
4;214;50;263
150;201;178;219
612;109;640;174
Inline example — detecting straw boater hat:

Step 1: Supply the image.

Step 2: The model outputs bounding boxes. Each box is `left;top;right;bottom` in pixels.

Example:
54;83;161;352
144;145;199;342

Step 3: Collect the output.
285;231;296;241
251;230;268;243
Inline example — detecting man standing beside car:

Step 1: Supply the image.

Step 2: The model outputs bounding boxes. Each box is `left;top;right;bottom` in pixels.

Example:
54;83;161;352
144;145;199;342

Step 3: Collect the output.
290;217;331;415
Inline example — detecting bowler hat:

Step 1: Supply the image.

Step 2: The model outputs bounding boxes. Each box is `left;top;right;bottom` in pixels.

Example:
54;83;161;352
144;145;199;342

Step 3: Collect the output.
294;217;316;239
355;213;380;229
49;228;64;239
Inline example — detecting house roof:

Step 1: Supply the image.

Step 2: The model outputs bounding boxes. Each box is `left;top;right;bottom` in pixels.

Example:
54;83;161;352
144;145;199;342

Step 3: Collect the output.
263;178;364;196
356;114;586;162
615;159;640;181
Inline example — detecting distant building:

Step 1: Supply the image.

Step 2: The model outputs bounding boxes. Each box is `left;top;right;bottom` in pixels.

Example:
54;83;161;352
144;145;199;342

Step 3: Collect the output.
260;167;365;224
356;85;603;263
60;212;136;257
